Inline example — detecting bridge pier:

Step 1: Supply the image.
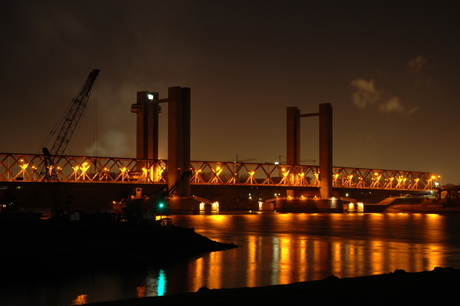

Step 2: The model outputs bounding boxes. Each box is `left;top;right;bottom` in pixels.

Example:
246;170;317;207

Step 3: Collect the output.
167;197;195;214
316;198;342;213
274;196;343;214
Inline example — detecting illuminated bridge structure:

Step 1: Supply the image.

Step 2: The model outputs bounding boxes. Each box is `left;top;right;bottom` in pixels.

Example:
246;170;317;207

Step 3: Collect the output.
0;89;440;212
0;153;436;191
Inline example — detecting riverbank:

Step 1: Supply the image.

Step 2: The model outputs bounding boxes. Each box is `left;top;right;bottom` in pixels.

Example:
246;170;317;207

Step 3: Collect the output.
87;267;460;305
0;217;237;283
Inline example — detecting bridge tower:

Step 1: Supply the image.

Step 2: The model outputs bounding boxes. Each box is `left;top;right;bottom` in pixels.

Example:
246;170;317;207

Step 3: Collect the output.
286;107;301;166
131;91;160;160
167;87;191;206
319;103;333;200
286;103;333;200
131;87;191;211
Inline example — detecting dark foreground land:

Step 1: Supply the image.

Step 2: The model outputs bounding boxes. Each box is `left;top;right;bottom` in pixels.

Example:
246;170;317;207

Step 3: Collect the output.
87;268;460;306
0;215;237;283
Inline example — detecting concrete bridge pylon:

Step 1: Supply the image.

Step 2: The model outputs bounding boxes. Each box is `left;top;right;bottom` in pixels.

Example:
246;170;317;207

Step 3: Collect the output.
287;103;333;200
131;87;191;211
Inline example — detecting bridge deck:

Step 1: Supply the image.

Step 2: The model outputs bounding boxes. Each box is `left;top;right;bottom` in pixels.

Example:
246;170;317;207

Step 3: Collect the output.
0;153;434;191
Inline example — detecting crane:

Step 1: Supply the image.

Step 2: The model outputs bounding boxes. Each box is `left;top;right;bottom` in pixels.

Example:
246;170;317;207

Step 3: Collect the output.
48;69;100;156
23;70;100;212
43;69;100;180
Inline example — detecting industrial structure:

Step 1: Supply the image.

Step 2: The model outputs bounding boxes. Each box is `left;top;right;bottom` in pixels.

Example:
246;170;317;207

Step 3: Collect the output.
43;69;100;181
130;87;191;210
0;82;440;213
287;104;333;209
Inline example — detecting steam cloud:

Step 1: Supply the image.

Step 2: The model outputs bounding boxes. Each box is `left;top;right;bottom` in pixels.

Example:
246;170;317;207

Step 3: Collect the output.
85;129;133;157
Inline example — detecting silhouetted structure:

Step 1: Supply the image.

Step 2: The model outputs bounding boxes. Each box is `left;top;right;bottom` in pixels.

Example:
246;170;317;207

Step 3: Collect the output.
131;87;191;210
286;103;333;199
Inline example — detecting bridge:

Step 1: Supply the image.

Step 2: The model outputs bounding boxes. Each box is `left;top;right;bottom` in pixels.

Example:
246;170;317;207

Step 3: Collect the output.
0;152;434;190
0;85;440;213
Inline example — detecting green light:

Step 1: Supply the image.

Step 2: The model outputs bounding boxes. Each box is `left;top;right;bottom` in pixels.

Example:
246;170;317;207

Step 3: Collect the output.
159;203;164;208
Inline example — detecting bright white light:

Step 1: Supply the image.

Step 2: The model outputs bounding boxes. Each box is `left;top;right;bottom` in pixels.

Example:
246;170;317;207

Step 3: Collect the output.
147;93;154;100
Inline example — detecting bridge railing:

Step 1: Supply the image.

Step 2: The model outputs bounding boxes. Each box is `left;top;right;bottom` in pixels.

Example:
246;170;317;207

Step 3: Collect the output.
0;153;434;190
190;161;433;190
0;153;167;183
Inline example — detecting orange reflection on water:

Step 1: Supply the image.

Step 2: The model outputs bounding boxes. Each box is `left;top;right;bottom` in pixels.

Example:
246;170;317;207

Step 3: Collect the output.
191;256;204;291
208;250;223;288
136;286;146;298
278;237;291;284
370;240;385;274
425;244;443;268
70;294;88;305
189;250;225;291
298;239;307;273
183;213;449;291
246;235;258;287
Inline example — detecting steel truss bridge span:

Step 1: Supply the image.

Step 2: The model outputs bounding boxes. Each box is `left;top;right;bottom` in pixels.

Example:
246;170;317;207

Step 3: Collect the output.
0;153;434;191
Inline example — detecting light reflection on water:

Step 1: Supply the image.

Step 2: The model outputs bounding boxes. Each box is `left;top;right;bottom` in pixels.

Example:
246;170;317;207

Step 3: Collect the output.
137;269;166;298
2;213;460;305
173;213;458;292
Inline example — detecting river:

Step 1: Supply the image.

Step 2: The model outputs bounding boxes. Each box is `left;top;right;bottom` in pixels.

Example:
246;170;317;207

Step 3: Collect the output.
2;212;460;305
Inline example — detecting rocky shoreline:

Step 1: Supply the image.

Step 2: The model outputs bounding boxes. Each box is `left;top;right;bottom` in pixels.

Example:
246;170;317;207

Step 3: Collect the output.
86;267;460;305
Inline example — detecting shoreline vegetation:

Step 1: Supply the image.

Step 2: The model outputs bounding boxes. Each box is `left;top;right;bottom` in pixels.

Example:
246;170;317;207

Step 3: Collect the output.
87;267;460;305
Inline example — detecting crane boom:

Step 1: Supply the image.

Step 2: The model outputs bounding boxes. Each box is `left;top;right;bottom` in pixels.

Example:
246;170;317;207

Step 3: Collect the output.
49;69;100;156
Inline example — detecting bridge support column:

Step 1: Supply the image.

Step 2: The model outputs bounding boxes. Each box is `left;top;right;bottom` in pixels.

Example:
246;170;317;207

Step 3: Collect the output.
132;91;159;160
286;107;301;166
286;103;334;203
286;107;300;195
319;103;333;199
168;87;191;210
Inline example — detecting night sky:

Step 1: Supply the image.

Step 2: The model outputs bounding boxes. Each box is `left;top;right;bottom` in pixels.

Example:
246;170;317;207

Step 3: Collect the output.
1;1;459;184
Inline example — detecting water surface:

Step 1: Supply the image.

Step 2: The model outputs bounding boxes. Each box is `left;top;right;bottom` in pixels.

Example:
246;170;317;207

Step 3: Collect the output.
2;212;460;305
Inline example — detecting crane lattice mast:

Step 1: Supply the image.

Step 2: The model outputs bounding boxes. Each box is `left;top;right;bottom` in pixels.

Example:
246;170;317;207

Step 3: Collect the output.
49;69;100;156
